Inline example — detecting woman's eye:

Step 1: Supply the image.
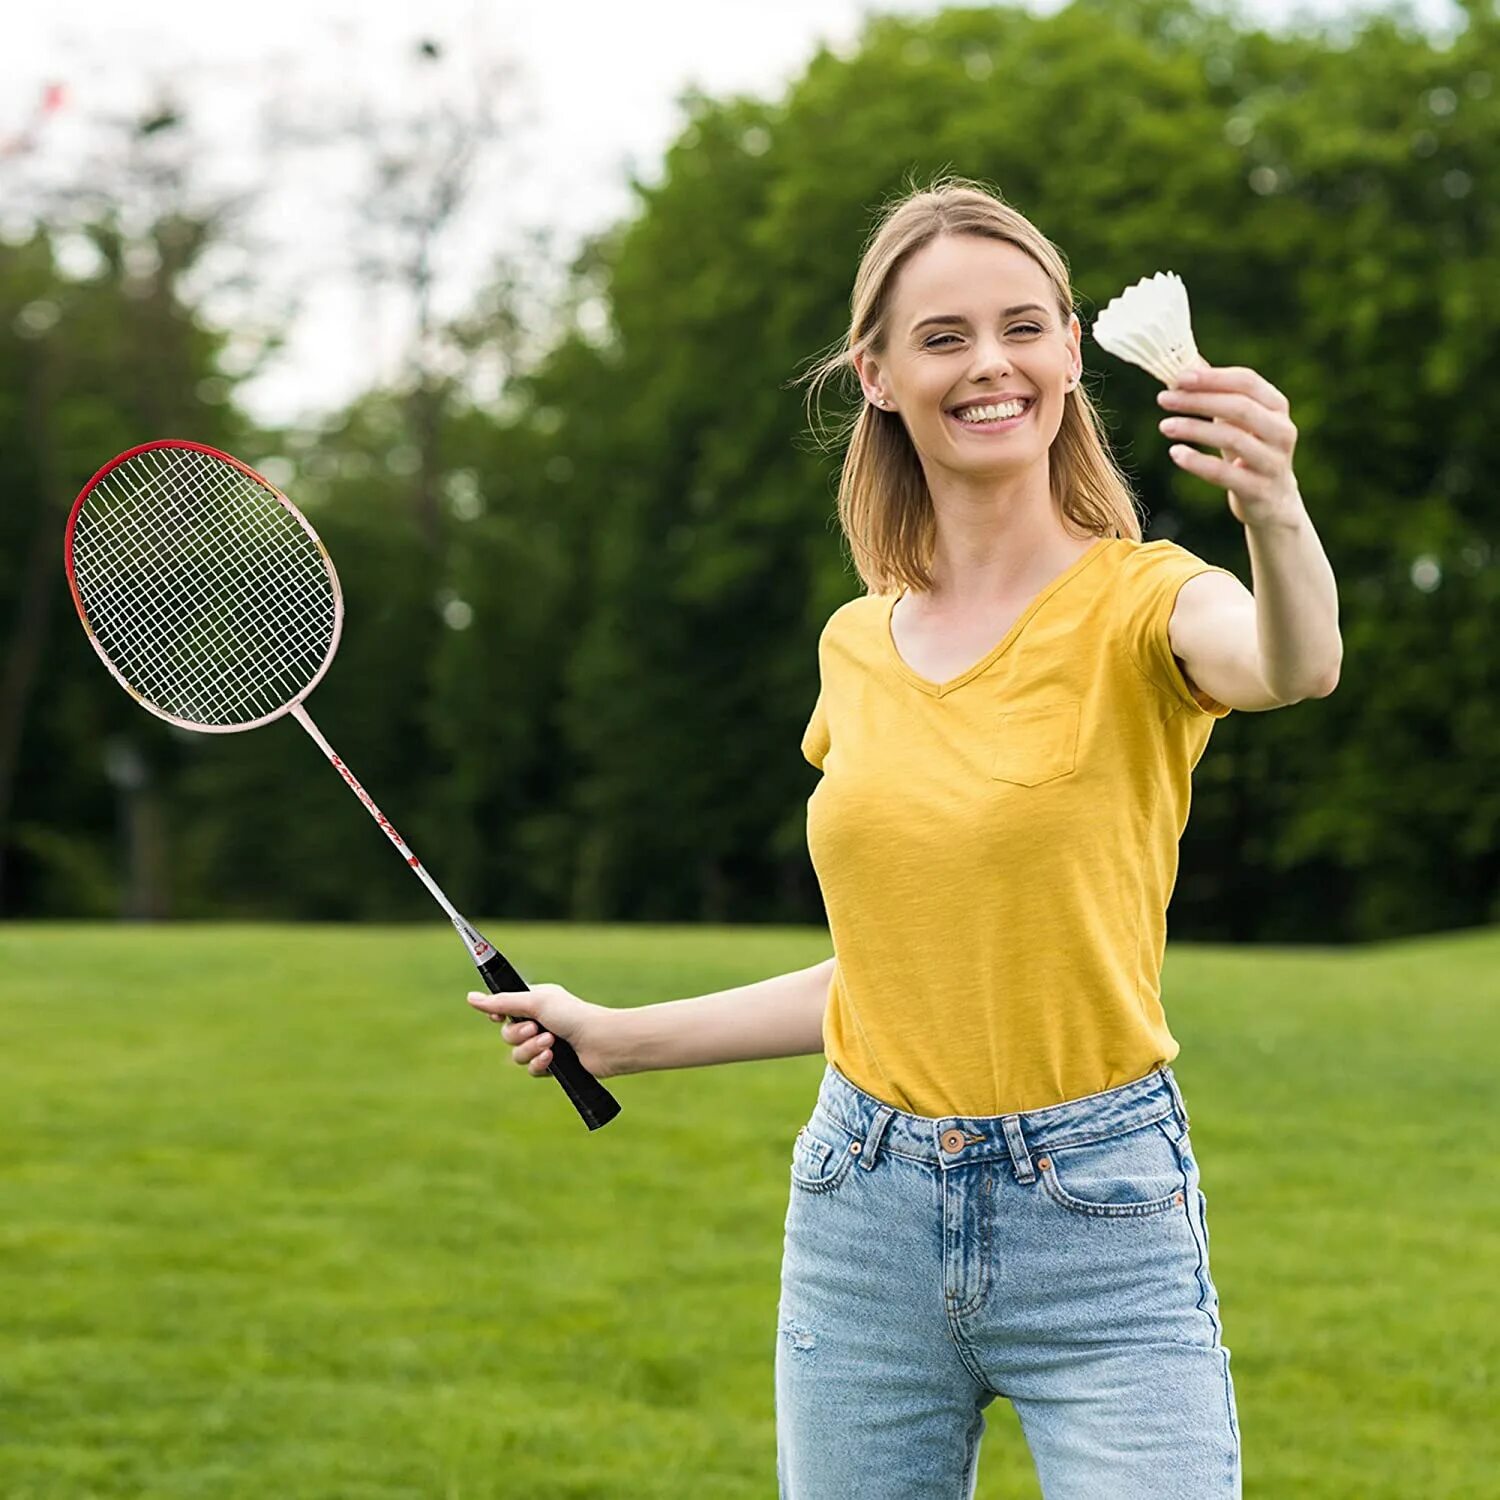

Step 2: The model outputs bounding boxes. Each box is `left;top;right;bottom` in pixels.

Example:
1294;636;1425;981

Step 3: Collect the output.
924;325;1043;348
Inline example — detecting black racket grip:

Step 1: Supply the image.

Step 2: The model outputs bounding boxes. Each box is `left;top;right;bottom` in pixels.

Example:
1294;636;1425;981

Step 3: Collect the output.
477;950;622;1131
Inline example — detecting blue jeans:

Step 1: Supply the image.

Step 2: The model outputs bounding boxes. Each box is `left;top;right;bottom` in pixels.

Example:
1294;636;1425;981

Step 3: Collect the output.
776;1061;1240;1498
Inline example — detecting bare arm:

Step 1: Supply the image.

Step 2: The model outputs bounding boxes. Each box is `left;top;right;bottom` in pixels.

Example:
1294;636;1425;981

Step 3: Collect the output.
610;955;834;1075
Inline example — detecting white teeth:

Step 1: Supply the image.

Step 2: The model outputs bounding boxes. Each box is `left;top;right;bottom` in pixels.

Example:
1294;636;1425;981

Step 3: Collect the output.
954;399;1028;423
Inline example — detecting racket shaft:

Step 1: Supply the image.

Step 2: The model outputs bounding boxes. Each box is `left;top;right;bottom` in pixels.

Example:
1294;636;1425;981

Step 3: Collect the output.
289;704;621;1130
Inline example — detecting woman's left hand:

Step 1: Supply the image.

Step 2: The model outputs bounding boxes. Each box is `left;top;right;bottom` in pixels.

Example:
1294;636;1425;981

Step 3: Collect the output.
1157;364;1304;528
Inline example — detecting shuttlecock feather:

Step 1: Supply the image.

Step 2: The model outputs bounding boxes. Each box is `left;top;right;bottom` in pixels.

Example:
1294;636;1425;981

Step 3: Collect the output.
1091;271;1206;386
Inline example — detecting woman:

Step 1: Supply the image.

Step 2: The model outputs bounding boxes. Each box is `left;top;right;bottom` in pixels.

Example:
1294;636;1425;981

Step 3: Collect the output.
468;178;1342;1498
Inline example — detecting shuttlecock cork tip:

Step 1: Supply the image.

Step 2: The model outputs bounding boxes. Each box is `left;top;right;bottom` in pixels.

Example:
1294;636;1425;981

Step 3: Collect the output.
1091;270;1207;387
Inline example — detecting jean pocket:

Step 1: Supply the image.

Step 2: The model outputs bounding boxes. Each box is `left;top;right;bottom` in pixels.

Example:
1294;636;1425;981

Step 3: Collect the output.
991;701;1079;786
1037;1119;1187;1219
790;1121;859;1195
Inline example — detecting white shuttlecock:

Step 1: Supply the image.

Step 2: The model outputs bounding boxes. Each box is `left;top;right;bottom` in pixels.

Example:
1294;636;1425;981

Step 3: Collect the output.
1091;271;1206;386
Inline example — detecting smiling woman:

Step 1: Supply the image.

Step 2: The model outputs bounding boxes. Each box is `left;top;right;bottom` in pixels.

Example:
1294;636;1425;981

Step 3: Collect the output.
795;185;1148;596
778;176;1249;1499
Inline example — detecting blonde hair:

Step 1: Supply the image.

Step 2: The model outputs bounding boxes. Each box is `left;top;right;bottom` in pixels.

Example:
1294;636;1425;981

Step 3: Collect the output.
794;173;1145;595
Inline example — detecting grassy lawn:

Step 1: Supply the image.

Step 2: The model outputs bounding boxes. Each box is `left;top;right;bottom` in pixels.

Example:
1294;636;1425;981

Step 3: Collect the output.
1;921;1496;1498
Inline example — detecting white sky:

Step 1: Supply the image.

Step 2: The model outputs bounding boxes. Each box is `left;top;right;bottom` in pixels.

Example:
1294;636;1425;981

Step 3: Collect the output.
0;0;1461;426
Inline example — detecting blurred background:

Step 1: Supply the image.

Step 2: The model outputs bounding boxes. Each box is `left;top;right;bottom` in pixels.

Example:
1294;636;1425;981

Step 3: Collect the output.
2;0;1495;942
5;4;1498;1497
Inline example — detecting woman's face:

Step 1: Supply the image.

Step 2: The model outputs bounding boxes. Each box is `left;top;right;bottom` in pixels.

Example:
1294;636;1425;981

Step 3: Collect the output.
856;233;1082;479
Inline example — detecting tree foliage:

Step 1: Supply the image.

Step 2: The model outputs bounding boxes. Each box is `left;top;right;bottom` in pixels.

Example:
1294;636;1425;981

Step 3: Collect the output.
5;0;1497;942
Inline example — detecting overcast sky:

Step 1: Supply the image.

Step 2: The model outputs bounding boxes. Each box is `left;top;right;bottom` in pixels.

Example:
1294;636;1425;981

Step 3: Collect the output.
1;0;1461;426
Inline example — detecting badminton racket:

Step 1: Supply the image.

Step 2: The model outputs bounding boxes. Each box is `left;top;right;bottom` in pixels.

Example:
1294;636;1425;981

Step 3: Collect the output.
63;438;620;1131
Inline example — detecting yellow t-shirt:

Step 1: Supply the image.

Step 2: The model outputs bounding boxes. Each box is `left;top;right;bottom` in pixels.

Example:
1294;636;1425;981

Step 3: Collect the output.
800;535;1238;1118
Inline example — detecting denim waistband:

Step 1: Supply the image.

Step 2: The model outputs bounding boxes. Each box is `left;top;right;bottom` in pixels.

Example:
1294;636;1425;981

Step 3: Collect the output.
812;1061;1192;1185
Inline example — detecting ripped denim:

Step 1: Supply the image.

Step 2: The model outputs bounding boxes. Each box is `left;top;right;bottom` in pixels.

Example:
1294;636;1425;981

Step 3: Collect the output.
775;1060;1240;1499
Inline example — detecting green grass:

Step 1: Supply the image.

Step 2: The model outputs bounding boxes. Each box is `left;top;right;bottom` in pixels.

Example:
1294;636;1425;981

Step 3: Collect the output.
1;921;1497;1498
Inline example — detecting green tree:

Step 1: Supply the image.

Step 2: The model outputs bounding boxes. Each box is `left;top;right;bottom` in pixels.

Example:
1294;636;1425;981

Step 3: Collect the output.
0;209;249;916
10;0;1498;943
485;0;1499;938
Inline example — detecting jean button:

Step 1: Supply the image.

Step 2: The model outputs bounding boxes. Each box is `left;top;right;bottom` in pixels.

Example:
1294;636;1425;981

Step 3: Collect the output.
941;1128;965;1153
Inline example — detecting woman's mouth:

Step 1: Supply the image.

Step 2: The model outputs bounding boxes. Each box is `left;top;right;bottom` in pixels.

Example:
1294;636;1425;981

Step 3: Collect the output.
945;397;1035;434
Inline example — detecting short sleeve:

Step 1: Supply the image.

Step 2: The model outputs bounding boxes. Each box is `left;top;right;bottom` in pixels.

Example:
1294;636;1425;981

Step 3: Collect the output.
1123;540;1239;718
801;688;830;770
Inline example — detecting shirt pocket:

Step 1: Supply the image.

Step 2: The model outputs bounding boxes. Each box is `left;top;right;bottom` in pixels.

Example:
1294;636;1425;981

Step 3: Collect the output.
990;700;1080;786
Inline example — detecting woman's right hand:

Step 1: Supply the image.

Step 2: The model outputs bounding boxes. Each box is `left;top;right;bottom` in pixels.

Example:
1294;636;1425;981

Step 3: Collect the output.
465;984;624;1080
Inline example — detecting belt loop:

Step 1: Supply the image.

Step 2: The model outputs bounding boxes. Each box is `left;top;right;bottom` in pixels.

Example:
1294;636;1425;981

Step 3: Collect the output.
1001;1114;1035;1183
858;1106;894;1170
1159;1065;1192;1132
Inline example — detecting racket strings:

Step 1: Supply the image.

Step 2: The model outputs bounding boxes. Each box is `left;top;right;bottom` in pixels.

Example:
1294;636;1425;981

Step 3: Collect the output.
81;452;332;723
88;486;302;698
79;457;300;717
90;472;328;715
70;447;337;727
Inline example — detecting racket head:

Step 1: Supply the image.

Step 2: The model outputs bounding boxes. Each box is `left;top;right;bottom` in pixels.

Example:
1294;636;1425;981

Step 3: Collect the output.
64;439;344;734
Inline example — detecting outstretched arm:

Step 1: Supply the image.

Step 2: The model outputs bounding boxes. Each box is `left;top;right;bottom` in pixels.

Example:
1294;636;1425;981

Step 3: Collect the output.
1158;364;1342;707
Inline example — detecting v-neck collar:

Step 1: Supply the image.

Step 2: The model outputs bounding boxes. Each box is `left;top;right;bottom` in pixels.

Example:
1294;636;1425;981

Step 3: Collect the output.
884;537;1114;698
